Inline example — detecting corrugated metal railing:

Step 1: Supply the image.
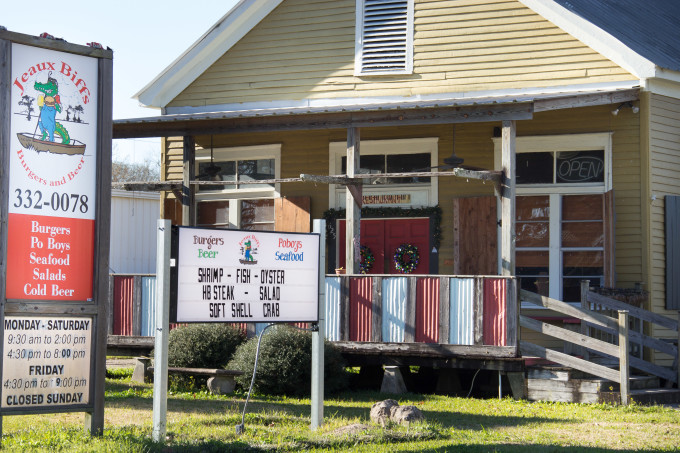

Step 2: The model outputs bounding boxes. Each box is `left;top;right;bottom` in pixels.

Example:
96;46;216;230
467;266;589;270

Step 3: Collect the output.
109;273;518;350
325;275;517;347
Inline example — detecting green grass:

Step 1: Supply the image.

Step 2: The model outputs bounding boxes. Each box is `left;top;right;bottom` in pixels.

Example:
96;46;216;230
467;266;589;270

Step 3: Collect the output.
0;376;678;452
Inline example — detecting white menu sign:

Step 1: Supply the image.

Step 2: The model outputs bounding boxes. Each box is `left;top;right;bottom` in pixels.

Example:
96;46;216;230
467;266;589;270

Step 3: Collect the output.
175;228;320;323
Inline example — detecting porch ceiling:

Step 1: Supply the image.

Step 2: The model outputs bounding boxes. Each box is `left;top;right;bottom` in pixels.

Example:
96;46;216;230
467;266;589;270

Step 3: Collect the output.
113;88;638;139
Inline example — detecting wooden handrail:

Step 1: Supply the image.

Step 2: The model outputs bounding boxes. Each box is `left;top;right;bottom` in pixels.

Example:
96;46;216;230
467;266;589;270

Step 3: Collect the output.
588;291;679;331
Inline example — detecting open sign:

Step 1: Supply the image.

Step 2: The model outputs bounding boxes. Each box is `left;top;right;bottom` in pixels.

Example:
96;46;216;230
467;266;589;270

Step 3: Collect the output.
557;152;604;183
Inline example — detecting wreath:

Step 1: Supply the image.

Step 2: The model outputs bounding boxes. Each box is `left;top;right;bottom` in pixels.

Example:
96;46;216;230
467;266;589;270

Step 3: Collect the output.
393;244;419;274
359;245;375;274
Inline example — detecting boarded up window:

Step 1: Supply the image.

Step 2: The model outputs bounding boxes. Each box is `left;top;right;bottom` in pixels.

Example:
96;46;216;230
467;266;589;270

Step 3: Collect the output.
666;196;680;310
453;196;497;275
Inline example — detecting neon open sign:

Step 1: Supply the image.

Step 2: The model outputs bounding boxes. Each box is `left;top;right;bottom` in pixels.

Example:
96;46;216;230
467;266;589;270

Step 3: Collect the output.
557;151;604;183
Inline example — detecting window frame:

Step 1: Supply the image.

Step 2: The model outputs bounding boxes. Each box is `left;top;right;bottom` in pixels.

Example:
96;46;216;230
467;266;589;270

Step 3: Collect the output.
195;144;281;229
329;137;438;208
493;133;613;304
354;0;414;76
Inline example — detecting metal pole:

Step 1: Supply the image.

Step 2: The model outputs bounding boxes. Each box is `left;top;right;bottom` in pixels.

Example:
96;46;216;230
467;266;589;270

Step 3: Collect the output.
311;219;326;429
153;219;171;441
618;310;630;405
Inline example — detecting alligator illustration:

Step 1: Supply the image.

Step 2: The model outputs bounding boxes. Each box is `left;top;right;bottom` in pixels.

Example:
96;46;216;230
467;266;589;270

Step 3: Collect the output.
34;73;70;144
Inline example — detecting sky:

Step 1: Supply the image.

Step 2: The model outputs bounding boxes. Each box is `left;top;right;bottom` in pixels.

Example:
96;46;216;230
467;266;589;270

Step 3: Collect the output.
3;0;240;164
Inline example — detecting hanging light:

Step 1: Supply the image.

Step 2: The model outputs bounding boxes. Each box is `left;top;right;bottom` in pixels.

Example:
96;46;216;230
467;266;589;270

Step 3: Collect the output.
442;124;464;167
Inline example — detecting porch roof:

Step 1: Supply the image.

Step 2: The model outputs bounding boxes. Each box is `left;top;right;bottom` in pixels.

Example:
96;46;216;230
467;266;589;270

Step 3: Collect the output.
113;85;639;139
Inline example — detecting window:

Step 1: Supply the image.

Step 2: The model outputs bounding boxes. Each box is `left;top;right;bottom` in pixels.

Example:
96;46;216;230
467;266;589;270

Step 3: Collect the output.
195;144;280;229
355;0;414;75
494;133;613;303
340;152;430;184
329;138;438;208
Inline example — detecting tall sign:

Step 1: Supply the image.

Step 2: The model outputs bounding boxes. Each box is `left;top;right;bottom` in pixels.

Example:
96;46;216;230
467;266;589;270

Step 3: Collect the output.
0;30;112;435
172;227;320;323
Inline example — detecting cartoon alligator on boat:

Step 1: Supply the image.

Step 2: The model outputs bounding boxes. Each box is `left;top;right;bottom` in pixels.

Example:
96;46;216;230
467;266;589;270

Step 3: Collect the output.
16;72;85;155
36;74;69;144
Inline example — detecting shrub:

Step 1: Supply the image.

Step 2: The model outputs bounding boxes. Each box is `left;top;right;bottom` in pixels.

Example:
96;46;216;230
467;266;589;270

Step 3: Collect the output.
164;323;246;389
227;325;348;396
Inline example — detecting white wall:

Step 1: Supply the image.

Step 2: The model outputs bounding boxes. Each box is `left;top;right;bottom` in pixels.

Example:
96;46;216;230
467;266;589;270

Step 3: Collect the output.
110;189;160;274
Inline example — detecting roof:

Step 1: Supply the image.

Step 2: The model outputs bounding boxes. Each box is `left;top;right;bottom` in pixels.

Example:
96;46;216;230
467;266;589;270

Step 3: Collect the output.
552;0;680;73
114;85;638;138
134;0;674;110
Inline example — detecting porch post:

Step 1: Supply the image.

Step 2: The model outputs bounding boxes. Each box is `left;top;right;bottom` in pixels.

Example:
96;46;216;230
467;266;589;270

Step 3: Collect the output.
501;121;516;276
182;135;196;226
346;128;361;274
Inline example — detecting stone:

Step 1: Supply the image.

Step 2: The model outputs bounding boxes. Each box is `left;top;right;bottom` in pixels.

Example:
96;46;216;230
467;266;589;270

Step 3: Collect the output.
131;357;151;383
370;399;399;426
390;405;424;425
207;375;236;394
380;366;408;394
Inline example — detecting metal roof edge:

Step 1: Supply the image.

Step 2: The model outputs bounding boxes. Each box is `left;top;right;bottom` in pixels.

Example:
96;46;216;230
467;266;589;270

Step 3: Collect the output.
518;0;657;79
157;81;639;117
134;0;284;108
114;83;639;126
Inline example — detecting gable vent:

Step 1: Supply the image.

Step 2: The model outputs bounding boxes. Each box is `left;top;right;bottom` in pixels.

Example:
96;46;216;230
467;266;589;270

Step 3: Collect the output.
356;0;413;75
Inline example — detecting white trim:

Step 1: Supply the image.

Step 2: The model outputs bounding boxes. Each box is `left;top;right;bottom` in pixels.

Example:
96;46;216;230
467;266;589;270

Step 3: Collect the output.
518;0;656;80
643;78;680;100
134;0;284;108
162;81;639;116
549;193;562;300
328;137;438;209
354;0;414;76
195;143;281;198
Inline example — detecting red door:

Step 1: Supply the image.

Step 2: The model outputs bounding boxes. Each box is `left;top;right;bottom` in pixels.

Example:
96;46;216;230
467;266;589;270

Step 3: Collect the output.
385;219;430;274
339;218;430;274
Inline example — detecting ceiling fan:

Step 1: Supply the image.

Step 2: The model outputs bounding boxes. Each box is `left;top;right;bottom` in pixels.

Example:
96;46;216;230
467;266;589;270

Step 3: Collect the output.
415;124;468;172
196;135;221;180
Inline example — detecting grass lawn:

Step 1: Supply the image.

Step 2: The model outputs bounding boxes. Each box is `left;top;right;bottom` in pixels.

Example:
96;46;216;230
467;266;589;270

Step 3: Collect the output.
0;369;678;452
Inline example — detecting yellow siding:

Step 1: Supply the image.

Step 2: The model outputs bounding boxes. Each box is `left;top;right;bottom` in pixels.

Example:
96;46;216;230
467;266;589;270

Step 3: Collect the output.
161;105;642;282
168;0;634;108
648;93;680;365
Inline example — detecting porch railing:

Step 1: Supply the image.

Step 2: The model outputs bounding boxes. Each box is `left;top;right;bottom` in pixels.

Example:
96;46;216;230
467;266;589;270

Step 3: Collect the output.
519;284;680;404
109;273;519;356
324;275;518;352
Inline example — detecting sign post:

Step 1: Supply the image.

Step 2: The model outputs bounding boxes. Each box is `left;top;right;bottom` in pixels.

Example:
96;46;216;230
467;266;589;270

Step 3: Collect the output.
0;30;112;435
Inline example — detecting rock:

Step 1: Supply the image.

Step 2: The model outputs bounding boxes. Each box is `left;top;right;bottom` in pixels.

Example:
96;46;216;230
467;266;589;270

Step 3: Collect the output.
390;405;424;425
370;399;400;426
131;357;151;383
380;366;408;394
207;376;236;394
331;423;373;436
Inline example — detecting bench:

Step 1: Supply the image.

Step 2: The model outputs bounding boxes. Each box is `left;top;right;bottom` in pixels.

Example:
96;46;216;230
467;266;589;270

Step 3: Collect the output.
132;357;244;394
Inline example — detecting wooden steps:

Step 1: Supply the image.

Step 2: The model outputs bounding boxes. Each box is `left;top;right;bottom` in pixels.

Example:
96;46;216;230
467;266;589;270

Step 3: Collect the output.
526;366;680;405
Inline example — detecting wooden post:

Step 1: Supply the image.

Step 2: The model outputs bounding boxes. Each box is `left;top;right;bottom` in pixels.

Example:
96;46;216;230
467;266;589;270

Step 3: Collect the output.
581;280;591;360
345;128;360;274
0;37;11;441
500;121;516;276
677;311;680;389
371;277;383;342
86;53;114;436
405;276;417;343
618;310;630;405
439;277;450;344
182;136;196;226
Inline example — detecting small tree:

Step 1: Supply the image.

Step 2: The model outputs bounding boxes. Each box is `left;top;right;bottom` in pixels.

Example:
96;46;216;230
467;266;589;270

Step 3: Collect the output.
111;156;160;182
